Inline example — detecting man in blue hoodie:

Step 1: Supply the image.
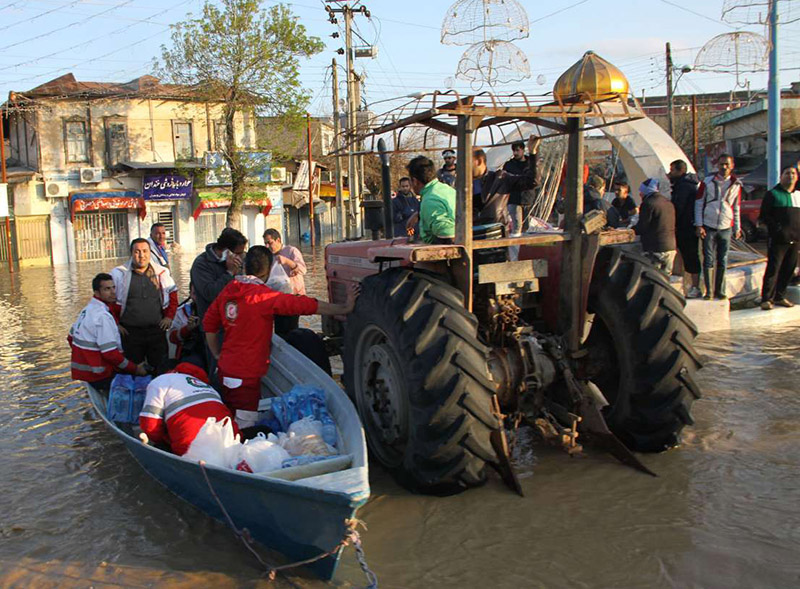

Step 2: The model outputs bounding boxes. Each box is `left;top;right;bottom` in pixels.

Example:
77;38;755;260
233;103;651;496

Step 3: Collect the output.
669;160;701;298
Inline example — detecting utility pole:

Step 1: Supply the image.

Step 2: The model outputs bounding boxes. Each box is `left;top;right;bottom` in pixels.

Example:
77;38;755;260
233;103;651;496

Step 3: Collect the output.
306;112;315;248
767;0;780;188
666;42;674;138
326;1;371;239
331;58;344;241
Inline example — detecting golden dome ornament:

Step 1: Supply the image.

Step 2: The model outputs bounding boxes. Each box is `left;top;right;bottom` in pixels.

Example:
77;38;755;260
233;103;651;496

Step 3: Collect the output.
553;51;630;103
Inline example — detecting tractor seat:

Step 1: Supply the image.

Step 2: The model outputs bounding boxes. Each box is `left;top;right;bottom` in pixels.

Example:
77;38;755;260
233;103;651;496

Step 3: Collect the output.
473;223;504;241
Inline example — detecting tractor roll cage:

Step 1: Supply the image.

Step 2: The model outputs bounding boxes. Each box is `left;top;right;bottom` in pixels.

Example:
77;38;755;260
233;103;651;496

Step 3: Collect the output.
337;89;644;352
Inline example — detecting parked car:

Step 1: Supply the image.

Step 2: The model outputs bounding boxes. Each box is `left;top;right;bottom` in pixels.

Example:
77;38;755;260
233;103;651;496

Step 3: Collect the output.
740;181;766;242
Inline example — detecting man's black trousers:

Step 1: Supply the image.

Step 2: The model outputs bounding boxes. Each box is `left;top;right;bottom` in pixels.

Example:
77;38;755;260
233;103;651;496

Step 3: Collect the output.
122;324;168;370
761;240;798;302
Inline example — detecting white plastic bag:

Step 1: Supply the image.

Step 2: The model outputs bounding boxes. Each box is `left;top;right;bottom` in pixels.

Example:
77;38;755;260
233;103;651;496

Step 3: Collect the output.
236;432;291;473
183;416;242;468
281;431;337;457
266;262;293;294
287;416;323;438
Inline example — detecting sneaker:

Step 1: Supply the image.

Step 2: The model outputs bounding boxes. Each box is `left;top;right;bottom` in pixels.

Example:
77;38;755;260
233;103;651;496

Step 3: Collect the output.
687;286;702;299
775;298;795;308
714;293;728;300
761;300;774;310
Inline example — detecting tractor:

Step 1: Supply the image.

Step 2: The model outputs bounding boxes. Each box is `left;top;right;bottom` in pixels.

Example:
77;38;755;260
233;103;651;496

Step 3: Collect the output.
322;56;702;495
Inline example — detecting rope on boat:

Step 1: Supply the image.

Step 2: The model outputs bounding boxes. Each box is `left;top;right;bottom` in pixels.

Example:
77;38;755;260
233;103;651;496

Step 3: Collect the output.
198;461;378;587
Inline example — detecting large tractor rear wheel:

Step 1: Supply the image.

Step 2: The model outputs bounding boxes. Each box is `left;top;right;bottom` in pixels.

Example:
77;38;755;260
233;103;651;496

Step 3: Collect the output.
343;268;498;495
584;249;703;452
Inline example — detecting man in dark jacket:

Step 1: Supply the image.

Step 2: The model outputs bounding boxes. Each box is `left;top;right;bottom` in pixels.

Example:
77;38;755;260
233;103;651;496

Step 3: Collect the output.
583;175;610;214
437;149;457;187
668;159;702;298
759;165;799;310
190;227;248;321
634;178;676;275
472;135;540;232
503;140;537;234
391;176;419;237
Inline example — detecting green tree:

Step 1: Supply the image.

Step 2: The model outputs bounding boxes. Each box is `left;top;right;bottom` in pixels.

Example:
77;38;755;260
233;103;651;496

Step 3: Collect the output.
158;0;324;229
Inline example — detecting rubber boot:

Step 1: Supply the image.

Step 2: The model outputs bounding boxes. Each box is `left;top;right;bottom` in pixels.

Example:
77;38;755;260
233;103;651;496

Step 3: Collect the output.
703;268;713;299
715;265;727;298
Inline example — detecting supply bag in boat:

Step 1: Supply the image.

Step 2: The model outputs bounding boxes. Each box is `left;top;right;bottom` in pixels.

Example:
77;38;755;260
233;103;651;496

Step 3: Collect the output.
263;385;338;447
184;416;242;468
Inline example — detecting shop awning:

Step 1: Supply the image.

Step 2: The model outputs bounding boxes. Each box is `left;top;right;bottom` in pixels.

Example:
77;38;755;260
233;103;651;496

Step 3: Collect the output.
192;191;272;220
70;191;145;221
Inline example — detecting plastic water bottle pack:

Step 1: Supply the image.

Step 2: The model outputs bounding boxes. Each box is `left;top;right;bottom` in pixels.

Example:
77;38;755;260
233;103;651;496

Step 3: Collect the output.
107;374;152;424
266;385;338;447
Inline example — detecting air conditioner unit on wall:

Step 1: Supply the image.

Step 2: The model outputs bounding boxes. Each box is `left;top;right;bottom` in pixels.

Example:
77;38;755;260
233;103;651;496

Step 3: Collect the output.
271;167;287;183
45;181;70;198
80;167;103;183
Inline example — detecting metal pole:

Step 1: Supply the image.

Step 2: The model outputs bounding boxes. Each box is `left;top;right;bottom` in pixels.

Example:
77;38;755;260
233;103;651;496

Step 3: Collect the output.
0;112;14;273
666;42;674;138
344;6;360;239
306;112;315;248
455;115;477;311
559;118;584;352
331;58;344;241
691;94;699;170
767;0;780;188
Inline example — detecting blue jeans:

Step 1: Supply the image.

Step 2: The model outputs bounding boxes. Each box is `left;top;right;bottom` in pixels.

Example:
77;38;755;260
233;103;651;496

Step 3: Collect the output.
702;227;732;296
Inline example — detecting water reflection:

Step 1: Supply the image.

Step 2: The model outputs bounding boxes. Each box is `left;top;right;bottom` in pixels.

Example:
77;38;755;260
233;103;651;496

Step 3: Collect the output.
0;248;798;588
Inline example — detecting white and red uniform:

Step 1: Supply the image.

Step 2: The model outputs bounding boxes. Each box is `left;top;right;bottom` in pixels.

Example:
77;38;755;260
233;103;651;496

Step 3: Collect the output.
168;300;196;359
202;275;318;412
139;363;239;456
68;296;137;382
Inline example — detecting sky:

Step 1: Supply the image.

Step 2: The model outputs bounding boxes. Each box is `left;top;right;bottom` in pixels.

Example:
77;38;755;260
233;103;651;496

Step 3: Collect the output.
0;0;798;117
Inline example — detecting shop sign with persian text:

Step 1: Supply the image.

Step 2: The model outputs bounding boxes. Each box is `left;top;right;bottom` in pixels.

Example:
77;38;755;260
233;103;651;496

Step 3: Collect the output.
142;175;193;201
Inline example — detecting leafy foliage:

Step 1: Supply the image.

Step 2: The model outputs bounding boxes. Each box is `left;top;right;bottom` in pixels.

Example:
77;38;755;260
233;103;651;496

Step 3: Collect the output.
157;0;324;227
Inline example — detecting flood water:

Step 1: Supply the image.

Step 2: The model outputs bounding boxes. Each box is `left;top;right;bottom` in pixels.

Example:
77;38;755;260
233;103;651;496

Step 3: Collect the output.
1;248;798;588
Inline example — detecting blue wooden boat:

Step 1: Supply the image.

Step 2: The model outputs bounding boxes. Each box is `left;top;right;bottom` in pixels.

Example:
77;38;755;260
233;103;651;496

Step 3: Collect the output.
85;336;371;580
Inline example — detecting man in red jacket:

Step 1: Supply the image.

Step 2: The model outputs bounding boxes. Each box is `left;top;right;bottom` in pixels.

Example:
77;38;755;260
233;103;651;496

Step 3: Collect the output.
203;245;357;427
139;362;237;456
68;273;147;390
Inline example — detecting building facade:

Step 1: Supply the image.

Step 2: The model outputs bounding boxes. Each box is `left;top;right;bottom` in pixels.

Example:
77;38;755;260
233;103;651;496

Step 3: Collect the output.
2;73;285;266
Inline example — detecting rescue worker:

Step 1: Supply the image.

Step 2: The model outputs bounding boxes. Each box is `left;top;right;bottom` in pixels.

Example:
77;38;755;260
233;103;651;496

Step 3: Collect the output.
437;149;457;187
472;135;540;233
203;246;357;428
168;282;202;364
759;165;800;310
68;273;147;390
112;238;178;371
139;362;239;456
147;222;169;268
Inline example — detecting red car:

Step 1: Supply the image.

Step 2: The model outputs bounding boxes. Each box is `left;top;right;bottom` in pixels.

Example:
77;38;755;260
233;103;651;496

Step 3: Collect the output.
740;182;766;242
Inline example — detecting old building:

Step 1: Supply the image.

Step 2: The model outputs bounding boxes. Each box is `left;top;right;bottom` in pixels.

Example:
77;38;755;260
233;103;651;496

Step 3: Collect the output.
2;73;284;266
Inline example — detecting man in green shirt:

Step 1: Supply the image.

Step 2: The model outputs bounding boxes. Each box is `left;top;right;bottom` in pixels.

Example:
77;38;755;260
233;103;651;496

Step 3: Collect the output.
406;155;456;244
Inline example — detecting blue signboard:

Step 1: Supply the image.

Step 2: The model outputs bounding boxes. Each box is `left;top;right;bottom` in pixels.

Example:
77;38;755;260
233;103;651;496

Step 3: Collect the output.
204;151;272;186
142;175;193;201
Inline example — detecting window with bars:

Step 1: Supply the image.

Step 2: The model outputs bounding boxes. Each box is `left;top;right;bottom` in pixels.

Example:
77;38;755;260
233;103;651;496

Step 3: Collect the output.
64;119;90;163
73;211;129;261
157;210;175;244
173;121;194;161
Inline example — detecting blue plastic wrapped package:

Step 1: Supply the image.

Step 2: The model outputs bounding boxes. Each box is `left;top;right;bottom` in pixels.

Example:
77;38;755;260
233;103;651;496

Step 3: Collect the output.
267;385;338;447
132;375;152;421
282;455;336;469
107;374;134;422
107;374;152;423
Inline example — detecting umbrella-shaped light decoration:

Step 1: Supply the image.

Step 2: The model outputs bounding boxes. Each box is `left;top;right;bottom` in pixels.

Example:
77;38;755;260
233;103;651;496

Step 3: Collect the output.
441;0;530;45
693;31;769;87
456;40;531;90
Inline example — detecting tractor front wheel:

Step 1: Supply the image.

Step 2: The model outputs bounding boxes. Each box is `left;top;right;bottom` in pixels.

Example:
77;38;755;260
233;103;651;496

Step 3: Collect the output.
343;268;498;495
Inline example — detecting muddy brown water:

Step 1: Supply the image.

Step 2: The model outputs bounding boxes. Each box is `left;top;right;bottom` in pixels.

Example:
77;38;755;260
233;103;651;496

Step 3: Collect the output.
1;247;798;588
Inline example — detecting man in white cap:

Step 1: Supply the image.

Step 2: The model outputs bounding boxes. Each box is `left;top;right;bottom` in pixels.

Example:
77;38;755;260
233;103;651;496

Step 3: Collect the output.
634;178;676;275
437;149;457;187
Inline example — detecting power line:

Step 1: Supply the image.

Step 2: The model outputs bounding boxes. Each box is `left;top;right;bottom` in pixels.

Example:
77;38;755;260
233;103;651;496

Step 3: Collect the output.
0;0;136;52
0;0;83;33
